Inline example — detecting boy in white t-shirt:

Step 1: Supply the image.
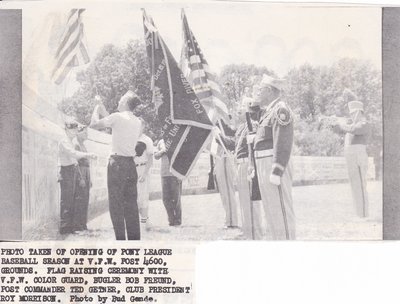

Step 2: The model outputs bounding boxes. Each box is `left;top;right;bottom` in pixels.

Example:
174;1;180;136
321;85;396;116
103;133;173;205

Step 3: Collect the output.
134;119;154;229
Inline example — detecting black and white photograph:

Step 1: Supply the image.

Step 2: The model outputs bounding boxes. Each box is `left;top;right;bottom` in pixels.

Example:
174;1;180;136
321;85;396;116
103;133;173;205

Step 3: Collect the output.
19;2;382;241
6;1;400;304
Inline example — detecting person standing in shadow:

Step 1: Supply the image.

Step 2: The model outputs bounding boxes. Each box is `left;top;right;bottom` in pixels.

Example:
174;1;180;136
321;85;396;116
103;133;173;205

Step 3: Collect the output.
154;139;182;226
58;119;96;235
73;125;92;232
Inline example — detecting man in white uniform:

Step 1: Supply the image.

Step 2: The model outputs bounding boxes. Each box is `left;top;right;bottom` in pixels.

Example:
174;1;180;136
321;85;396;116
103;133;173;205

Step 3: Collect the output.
333;97;370;217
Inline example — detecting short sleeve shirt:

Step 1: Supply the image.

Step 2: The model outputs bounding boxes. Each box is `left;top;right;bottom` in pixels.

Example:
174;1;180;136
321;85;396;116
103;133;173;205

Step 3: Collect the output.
134;134;154;164
58;138;79;166
102;111;142;157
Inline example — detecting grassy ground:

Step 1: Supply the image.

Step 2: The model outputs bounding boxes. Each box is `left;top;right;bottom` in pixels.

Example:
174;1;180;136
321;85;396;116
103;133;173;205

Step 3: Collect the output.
64;181;382;241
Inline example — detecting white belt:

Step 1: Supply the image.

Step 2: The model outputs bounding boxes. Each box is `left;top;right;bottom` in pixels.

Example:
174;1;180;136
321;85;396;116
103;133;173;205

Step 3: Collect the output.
236;157;249;163
255;149;273;159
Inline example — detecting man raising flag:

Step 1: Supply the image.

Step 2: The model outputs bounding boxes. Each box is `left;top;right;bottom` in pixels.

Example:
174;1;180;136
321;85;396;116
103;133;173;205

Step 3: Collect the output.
142;10;213;179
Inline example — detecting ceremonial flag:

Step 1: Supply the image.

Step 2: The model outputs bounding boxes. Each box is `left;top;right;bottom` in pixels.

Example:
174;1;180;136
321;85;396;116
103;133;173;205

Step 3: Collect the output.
180;9;230;125
180;9;234;161
143;10;213;179
51;9;90;85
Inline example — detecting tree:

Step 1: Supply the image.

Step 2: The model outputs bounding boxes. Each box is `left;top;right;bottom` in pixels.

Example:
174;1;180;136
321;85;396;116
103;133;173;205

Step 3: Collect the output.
218;59;382;157
62;46;382;159
219;64;276;108
284;64;324;121
323;59;382;159
59;40;160;139
283;58;382;157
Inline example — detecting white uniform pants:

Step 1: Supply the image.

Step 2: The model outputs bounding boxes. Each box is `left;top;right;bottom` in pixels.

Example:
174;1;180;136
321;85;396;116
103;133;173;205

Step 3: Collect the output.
256;156;295;240
136;164;150;219
237;160;264;239
344;145;369;218
215;156;239;227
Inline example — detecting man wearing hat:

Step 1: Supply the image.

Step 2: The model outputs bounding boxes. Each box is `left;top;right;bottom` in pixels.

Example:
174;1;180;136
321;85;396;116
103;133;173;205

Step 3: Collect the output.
90;91;142;240
248;74;296;240
333;93;370;218
58;119;96;235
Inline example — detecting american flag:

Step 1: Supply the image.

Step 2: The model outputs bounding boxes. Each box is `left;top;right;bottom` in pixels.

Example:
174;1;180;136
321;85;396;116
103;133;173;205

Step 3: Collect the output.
180;9;230;125
51;9;90;85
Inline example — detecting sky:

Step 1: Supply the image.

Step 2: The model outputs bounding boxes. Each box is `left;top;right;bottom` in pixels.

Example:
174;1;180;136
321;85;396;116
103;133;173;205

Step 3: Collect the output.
21;1;381;95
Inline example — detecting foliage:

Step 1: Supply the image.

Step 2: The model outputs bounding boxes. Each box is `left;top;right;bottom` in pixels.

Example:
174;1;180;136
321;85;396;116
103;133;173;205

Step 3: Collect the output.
219;64;276;109
219;59;382;157
60;42;381;157
283;58;382;156
59;40;159;139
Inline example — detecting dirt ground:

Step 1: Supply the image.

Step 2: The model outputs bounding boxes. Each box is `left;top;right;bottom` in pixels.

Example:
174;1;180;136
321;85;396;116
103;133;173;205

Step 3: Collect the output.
64;181;382;241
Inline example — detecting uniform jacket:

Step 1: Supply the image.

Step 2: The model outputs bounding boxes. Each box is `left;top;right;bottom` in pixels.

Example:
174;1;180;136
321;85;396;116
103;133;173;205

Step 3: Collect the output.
254;99;294;177
218;123;250;160
340;118;369;146
234;123;249;159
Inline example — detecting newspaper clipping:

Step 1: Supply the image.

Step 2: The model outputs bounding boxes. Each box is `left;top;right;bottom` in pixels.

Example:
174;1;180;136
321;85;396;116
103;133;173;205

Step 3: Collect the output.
0;0;387;303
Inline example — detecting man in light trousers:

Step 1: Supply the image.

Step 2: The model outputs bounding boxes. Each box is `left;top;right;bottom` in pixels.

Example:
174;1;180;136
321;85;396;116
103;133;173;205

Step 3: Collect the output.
334;99;370;218
214;153;239;228
235;97;264;239
248;75;296;240
135;119;154;229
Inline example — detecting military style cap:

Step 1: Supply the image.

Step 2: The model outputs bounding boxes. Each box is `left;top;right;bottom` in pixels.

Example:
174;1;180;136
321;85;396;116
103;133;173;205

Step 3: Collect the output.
260;74;285;91
242;96;260;107
64;117;79;129
124;90;139;99
348;100;364;113
342;88;358;103
242;96;260;112
77;125;88;132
